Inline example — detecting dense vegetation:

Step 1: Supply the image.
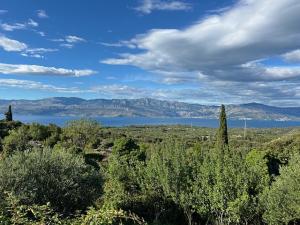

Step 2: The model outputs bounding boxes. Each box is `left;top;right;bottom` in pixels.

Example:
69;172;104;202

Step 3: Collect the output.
0;105;299;224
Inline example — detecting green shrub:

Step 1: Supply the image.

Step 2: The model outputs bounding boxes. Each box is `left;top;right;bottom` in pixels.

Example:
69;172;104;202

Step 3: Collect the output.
262;153;300;224
81;207;147;225
0;192;63;225
60;119;102;152
0;148;103;215
2;125;31;156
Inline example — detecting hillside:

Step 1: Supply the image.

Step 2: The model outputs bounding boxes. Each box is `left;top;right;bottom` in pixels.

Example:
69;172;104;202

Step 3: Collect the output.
0;98;300;120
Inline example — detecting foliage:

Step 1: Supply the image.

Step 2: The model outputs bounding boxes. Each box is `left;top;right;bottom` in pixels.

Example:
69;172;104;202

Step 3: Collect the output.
60;119;102;152
146;141;196;225
81;207;147;225
104;138;146;208
0;192;63;225
217;104;229;149
0;148;102;215
0;120;22;140
0;116;299;225
4;105;13;122
262;153;300;225
1;123;62;156
2;125;31;156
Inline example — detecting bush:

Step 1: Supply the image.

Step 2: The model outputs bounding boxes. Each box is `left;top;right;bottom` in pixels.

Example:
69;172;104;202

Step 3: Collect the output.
0;148;103;215
0;192;63;225
2;125;31;156
81;207;147;225
1;123;62;156
60;119;102;152
0;120;22;139
262;153;300;224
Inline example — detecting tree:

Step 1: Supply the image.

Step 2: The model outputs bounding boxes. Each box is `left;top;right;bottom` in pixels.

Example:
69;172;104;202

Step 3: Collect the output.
4;105;13;122
216;104;228;149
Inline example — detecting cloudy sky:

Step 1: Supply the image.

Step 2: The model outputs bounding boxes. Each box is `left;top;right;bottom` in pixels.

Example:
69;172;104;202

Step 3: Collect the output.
1;0;300;106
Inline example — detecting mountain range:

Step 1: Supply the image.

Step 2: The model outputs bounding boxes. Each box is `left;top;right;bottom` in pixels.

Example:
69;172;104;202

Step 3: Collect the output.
0;97;299;121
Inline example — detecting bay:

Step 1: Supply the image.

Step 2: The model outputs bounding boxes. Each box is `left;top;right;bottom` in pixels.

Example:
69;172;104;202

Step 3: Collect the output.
12;115;300;128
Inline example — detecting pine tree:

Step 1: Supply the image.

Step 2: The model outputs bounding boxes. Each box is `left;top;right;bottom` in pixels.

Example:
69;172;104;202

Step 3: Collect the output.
5;105;13;122
217;104;228;148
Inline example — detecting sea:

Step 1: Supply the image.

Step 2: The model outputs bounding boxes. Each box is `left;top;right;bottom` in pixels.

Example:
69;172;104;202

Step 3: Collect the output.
11;115;300;128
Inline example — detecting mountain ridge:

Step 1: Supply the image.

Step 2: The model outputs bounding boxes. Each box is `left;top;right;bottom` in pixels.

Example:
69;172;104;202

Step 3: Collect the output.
0;97;300;121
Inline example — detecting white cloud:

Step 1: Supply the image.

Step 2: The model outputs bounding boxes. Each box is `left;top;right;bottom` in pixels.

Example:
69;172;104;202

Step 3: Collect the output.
0;36;27;51
1;19;38;31
283;49;300;63
65;35;86;43
135;0;192;14
1;23;27;31
25;48;58;54
27;19;38;27
103;0;300;82
0;35;57;57
100;40;137;49
0;79;81;93
21;48;58;58
37;31;46;37
60;43;74;49
0;63;97;77
37;10;48;18
51;35;86;48
51;38;65;42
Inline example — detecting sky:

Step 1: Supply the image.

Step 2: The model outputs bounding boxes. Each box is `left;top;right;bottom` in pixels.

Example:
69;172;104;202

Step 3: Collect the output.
0;0;300;106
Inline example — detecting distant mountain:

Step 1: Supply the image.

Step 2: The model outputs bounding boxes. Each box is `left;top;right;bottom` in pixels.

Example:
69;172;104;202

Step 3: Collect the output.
0;97;300;121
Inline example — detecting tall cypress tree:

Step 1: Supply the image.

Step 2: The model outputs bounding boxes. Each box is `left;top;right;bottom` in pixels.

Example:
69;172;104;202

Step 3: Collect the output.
217;104;228;148
5;105;13;121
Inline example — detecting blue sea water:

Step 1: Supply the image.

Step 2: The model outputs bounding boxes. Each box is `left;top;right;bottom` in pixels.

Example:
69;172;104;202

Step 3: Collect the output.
12;115;300;128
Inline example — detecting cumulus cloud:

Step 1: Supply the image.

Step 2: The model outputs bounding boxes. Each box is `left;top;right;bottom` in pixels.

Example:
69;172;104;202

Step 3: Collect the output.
37;10;48;18
0;63;97;77
135;0;192;14
1;19;38;31
103;0;300;82
0;79;81;93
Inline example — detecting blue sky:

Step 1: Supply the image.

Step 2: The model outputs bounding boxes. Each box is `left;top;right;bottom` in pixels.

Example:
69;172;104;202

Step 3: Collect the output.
0;0;300;106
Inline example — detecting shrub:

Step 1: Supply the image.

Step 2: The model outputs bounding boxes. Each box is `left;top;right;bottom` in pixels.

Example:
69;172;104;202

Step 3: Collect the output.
262;153;300;224
2;125;31;156
81;207;147;225
60;119;102;152
0;148;103;215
